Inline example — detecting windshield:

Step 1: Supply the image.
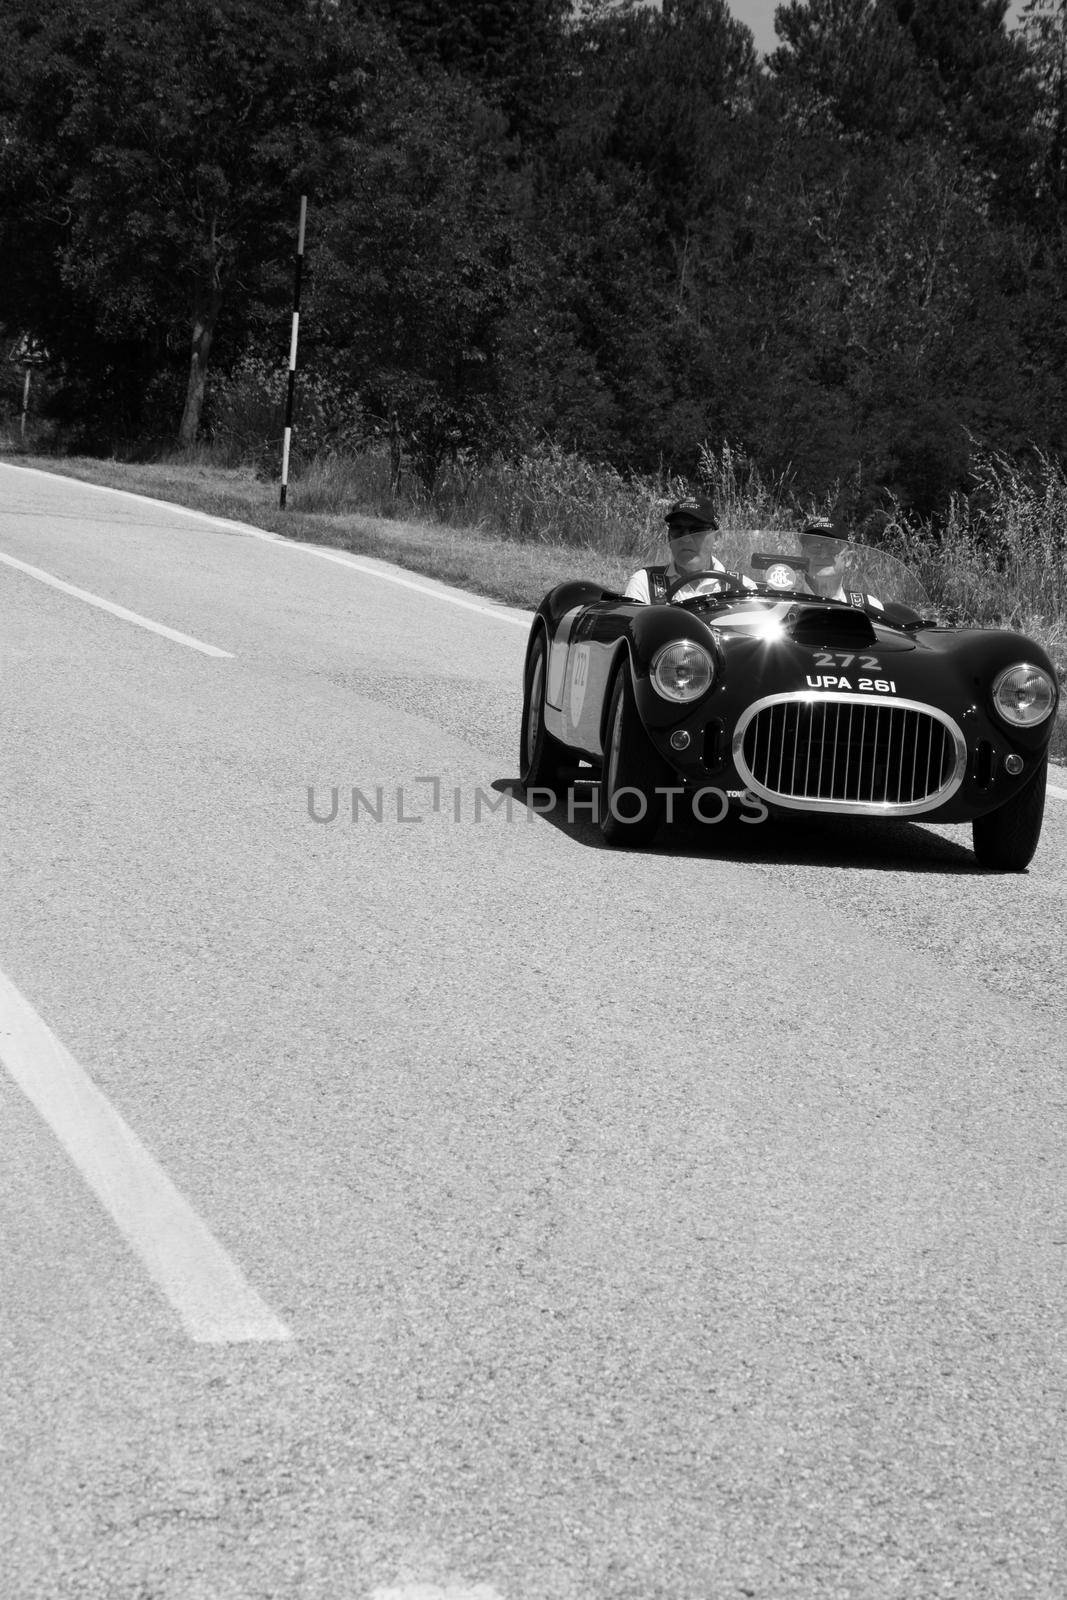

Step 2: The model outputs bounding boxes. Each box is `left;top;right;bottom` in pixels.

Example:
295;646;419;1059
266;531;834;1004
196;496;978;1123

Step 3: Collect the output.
674;528;931;610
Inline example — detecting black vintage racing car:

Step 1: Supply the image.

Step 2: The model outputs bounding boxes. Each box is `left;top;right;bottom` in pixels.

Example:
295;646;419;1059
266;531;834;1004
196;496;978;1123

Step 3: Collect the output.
519;530;1059;870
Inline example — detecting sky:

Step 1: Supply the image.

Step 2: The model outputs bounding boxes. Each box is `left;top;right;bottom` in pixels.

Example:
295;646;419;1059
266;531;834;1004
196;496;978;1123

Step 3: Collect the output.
728;0;780;56
728;0;1028;59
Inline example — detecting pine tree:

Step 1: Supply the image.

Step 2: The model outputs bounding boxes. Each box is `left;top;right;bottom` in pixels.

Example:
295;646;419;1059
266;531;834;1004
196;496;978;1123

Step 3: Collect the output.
891;0;1041;200
371;0;571;134
1019;0;1067;200
769;0;933;140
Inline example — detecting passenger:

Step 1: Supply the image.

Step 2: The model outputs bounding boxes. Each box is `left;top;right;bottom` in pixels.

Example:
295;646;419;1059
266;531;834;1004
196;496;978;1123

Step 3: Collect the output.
624;498;727;604
798;519;852;601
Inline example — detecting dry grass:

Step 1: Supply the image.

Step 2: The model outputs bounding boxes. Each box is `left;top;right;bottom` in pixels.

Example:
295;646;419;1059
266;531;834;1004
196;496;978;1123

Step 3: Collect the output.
883;447;1067;751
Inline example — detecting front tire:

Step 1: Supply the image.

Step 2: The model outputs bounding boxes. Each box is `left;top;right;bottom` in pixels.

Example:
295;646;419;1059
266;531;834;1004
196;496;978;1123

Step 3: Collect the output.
599;668;674;847
520;630;567;792
972;757;1047;872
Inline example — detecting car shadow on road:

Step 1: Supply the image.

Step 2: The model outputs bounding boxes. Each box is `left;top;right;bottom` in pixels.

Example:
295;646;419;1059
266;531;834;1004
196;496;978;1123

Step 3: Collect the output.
491;778;984;875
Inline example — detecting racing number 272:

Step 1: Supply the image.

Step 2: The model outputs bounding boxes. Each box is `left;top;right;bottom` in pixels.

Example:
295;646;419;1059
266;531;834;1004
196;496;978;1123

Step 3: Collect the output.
813;653;880;670
808;652;897;693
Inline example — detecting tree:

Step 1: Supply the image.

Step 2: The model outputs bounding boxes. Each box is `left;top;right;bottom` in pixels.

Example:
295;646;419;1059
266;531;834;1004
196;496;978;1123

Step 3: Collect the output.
0;0;380;447
309;73;534;491
891;0;1042;202
523;0;764;469
370;0;571;136
772;0;1041;201
564;0;759;233
769;0;934;141
1019;0;1067;201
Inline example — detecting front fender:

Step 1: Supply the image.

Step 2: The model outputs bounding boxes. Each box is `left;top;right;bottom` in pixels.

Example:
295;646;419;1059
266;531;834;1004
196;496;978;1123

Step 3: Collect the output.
597;608;724;752
910;626;1060;760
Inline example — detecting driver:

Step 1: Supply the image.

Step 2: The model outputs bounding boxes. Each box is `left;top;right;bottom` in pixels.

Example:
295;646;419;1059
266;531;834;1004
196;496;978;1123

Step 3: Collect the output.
624;497;727;604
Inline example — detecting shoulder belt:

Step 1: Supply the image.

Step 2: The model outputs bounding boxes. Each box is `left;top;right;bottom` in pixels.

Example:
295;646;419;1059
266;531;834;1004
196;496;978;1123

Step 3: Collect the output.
645;566;669;604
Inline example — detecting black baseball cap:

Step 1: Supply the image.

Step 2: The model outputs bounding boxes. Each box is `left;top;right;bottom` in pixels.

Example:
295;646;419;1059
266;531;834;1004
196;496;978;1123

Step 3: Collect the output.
799;517;836;541
665;497;718;532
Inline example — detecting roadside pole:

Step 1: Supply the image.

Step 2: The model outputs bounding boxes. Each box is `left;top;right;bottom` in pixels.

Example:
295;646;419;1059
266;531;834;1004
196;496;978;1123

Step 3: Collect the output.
280;195;307;510
8;335;44;441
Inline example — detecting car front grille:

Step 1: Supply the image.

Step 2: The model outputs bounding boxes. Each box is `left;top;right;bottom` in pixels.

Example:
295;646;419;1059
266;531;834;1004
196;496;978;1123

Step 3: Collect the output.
733;693;967;815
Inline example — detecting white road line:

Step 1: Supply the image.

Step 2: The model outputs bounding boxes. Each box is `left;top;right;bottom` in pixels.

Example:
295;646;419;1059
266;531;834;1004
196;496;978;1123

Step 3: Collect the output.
1;461;532;630
0;548;233;657
1048;780;1067;802
0;969;291;1344
371;1587;505;1600
236;529;534;629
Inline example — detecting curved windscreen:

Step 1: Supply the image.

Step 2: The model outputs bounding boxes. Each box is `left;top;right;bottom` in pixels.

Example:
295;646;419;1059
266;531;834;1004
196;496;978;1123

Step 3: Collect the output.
674;527;931;610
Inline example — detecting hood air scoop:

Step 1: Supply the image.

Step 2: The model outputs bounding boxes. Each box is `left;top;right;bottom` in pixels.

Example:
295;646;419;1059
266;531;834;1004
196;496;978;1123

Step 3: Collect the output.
787;604;878;648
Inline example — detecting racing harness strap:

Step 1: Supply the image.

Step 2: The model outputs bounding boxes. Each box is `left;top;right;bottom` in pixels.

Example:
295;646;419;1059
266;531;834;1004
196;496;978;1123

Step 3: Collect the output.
644;566;669;604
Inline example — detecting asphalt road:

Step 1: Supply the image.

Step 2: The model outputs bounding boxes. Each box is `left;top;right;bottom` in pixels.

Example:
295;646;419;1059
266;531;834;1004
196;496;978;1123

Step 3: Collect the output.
1;461;1065;1600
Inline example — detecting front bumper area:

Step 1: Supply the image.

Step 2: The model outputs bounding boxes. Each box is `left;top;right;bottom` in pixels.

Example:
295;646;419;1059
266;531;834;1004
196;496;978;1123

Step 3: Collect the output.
638;686;1050;825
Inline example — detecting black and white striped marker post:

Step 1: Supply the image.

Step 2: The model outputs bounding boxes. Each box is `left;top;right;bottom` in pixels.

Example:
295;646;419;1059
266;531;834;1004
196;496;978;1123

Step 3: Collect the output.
279;194;307;510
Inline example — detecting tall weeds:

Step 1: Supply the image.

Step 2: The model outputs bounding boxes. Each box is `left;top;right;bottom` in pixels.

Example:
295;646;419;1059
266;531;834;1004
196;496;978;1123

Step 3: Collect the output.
884;447;1067;680
292;441;682;554
435;445;671;557
289;439;797;557
695;441;794;532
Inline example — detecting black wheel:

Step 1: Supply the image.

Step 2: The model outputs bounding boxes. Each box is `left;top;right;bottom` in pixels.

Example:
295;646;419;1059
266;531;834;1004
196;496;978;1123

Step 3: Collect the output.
599;668;674;847
972;757;1047;872
520;630;568;791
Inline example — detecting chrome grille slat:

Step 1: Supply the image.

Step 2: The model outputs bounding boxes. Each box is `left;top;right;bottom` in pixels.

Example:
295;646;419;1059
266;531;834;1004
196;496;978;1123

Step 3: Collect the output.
844;702;855;799
908;710;921;800
880;704;891;804
862;703;872;802
884;705;895;803
734;693;967;817
780;704;790;796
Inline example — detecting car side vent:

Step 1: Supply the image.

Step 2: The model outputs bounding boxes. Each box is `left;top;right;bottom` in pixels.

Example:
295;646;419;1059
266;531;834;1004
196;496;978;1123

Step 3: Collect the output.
788;605;877;648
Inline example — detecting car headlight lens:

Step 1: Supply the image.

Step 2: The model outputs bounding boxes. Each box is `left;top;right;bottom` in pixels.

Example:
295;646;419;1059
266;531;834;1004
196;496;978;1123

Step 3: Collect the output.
651;641;715;702
991;663;1057;727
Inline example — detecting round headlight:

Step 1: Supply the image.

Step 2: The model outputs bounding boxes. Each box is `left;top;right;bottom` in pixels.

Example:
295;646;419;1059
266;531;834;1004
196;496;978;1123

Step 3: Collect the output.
991;663;1057;727
651;641;715;702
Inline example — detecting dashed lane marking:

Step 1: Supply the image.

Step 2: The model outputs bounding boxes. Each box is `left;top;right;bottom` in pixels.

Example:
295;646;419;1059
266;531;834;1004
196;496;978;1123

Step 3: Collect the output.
0;968;291;1344
0;548;233;657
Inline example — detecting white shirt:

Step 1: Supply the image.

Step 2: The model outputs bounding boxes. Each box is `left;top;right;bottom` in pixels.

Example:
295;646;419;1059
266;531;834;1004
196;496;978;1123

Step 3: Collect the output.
623;557;726;605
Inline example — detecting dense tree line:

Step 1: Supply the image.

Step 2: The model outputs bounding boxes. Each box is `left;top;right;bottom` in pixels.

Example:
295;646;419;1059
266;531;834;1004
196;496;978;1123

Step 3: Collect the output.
2;0;1065;519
